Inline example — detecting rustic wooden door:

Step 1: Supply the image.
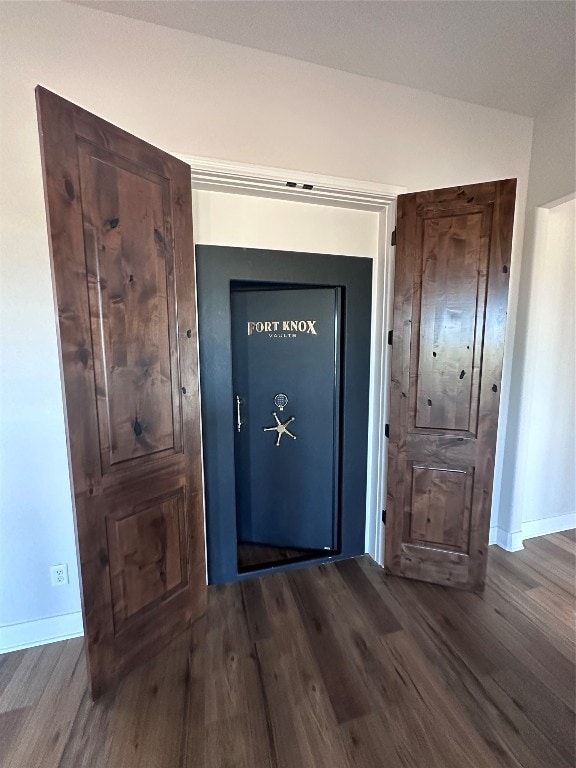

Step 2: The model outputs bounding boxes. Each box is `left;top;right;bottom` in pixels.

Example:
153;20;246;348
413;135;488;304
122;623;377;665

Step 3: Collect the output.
36;87;206;698
385;179;516;591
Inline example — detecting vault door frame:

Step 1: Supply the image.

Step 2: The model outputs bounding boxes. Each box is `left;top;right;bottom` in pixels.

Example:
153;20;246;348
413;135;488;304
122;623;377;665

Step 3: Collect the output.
177;153;405;566
197;246;373;584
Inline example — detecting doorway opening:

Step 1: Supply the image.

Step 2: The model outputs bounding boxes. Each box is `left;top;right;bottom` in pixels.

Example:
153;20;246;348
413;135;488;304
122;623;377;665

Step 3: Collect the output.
183;156;404;573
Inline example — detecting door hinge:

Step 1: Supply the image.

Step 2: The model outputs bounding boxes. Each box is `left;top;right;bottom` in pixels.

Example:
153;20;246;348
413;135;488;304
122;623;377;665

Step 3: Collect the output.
391;227;397;246
382;509;387;524
387;329;393;346
385;423;389;438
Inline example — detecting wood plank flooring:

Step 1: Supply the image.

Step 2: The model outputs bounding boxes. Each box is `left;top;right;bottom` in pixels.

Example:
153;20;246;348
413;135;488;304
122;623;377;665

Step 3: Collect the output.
1;531;574;768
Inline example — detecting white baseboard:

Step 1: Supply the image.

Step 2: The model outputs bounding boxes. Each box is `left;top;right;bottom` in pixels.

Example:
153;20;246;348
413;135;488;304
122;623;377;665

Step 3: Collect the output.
490;511;575;552
521;512;576;542
489;526;525;552
0;611;84;654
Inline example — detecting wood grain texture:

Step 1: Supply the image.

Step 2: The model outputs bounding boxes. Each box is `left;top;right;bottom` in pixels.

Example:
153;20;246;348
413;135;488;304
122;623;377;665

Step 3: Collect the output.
1;533;573;768
387;179;517;590
416;212;484;431
79;143;181;469
36;87;206;698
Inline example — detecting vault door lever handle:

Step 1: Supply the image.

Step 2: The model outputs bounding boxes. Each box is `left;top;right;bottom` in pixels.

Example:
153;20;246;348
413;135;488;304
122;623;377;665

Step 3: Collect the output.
235;395;244;433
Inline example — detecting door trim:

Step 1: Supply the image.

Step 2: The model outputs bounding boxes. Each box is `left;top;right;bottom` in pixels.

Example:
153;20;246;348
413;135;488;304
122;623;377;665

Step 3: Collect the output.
176;154;403;567
181;154;403;209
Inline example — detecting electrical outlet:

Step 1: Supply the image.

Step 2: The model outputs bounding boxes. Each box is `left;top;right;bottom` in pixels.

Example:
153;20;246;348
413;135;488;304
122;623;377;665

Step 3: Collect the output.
50;563;69;586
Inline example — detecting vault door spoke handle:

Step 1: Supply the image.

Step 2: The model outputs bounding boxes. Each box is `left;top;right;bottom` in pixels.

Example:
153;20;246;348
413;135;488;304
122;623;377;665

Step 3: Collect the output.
263;412;297;446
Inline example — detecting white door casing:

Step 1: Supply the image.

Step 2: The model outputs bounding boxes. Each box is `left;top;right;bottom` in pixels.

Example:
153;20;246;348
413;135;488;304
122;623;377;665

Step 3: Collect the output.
177;153;404;564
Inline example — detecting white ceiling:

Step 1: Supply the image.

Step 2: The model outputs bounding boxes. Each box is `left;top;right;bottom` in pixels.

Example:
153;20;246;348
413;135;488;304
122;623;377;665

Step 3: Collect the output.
71;0;575;116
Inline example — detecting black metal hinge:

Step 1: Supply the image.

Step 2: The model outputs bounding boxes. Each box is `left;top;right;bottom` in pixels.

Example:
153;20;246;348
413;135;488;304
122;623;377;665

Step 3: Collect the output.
387;329;393;346
391;227;397;246
385;423;389;438
382;509;387;524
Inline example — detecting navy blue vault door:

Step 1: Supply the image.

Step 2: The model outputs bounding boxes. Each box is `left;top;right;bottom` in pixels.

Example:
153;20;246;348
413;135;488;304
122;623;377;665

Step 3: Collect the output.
231;287;341;552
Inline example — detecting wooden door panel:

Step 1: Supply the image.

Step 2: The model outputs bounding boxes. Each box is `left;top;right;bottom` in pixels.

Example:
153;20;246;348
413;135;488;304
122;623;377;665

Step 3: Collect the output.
398;544;471;585
106;485;189;628
408;465;473;551
79;141;182;470
414;210;487;433
36;87;206;698
386;179;516;590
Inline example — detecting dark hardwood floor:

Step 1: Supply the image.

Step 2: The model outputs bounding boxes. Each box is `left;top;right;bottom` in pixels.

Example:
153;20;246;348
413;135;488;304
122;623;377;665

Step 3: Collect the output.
1;532;574;767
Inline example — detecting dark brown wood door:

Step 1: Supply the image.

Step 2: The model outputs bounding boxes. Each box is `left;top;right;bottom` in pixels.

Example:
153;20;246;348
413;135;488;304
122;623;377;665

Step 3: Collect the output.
386;179;516;591
36;87;206;698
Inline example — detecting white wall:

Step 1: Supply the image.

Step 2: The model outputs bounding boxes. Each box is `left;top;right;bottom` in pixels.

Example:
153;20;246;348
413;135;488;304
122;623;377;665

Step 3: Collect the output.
523;82;576;209
192;191;379;256
497;80;576;549
0;1;532;649
513;199;575;540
